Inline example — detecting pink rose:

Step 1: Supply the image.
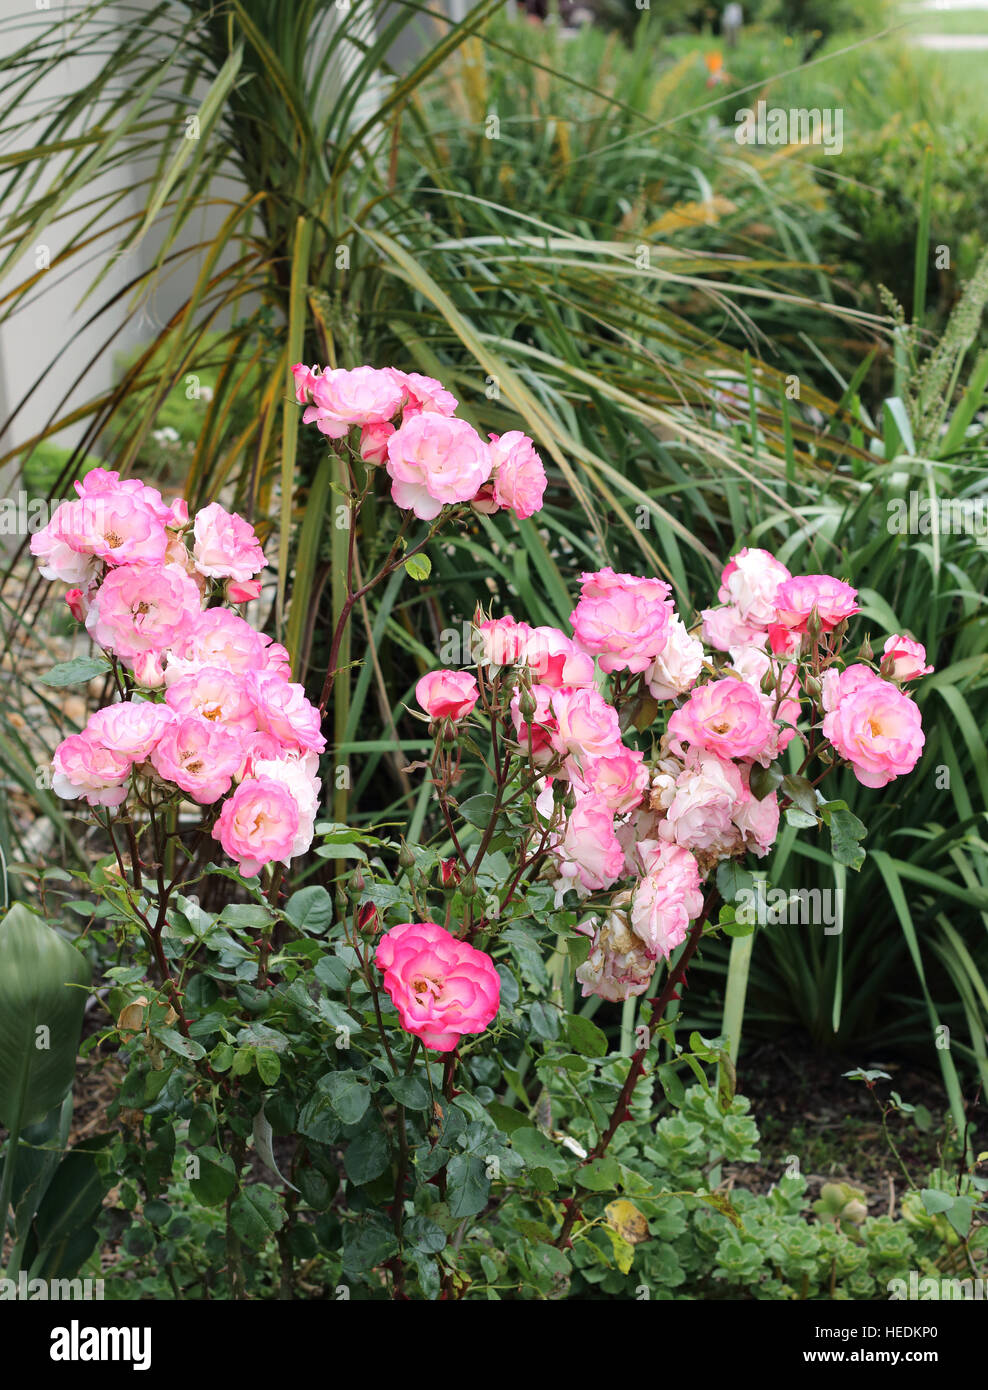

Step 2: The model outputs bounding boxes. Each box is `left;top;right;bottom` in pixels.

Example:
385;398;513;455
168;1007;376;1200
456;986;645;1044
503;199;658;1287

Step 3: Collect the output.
568;745;648;815
52;492;169;569
630;842;704;958
247;671;326;754
550;685;623;763
85;562;203;662
415;669;479;722
303;366;404;437
656;752;743;857
166;666;257;733
644;616;705;701
822;665;924;788
522;627;596;688
718;548;791;627
52;732;132;807
87;700;175;762
388;370;458;419
475;615;533;667
212;776;301;876
554;794;626;897
510;684;557;764
64;588;88;623
166;609;273;680
253;755;321;864
570;568;673;674
667;677;776;763
151;714;245;804
575;894;655;1001
386;414;492;520
227;578;262;604
359;421;396;465
30;509;99;586
881;634;933;681
701;605;765;653
375;921;500;1051
732;768;780;857
291;363;320;404
769;574;859;652
486;431;547;519
192;502;266;583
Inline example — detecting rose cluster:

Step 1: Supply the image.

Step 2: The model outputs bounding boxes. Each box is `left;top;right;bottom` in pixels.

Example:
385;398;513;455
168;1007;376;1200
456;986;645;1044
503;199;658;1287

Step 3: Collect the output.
414;548;929;1004
292;364;547;522
31;469;323;879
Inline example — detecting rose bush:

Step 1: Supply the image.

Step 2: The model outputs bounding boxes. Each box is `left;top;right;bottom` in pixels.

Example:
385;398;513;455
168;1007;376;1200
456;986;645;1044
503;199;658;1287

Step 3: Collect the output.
12;362;944;1301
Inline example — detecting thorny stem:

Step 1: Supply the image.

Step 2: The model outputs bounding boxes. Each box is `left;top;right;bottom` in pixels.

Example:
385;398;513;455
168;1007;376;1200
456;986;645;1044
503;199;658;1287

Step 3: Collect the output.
554;887;719;1250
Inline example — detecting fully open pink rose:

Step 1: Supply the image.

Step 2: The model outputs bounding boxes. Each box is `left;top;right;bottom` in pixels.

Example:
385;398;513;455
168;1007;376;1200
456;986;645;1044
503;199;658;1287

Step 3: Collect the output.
303;365;405;437
822;665;925;788
656;752;743;857
52;732;132;807
768;574;859;652
569;745;648;815
192;502;266;583
85;562;203;662
667;677;775;763
549;685;623;763
718;547;791;627
247;671;327;754
630;842;704;958
386;414;492;520
166;666;257;734
486;430;547;519
151;713;245;804
388;370;458;418
570;568;673;674
375;921;500;1051
212;775;301;876
555;793;626;897
87;700;175;762
415;669;479;721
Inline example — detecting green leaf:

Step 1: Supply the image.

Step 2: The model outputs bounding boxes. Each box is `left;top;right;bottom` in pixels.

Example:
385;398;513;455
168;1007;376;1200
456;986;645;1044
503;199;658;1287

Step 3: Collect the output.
457;793;497;828
446;1154;490;1218
822;801;867;871
576;1156;622;1191
39;657;107;687
385;1076;431;1110
919;1189;954;1215
511;1127;569;1175
231;1185;286;1250
284;886;334;935
256;1049;281;1085
404;553;432;581
189;1147;237;1207
320;1070;371;1125
34;1148;106;1249
0;905;91;1129
155;1026;205;1062
565;1012;608;1059
344;1127;390;1185
781;774;817;817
